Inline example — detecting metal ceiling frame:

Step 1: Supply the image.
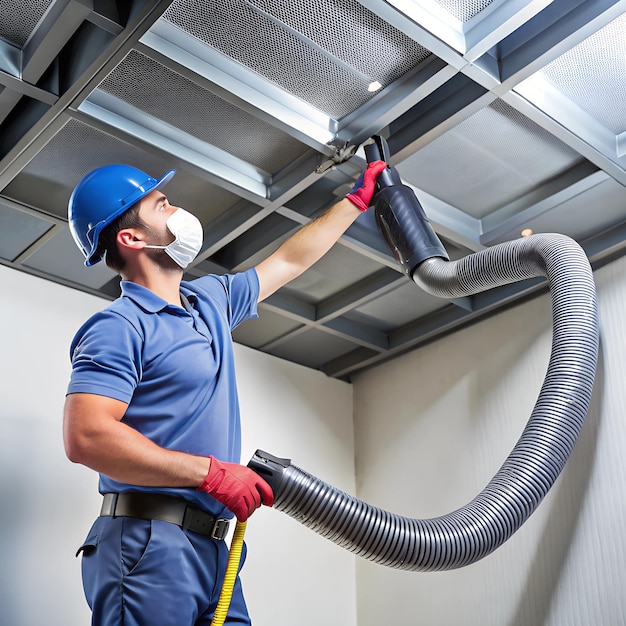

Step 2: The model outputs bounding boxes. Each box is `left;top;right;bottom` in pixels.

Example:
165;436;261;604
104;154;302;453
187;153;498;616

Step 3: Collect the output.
1;0;625;380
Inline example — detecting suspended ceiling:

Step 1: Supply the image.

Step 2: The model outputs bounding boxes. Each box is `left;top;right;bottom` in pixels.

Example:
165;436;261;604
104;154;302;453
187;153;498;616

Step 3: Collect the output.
1;0;625;380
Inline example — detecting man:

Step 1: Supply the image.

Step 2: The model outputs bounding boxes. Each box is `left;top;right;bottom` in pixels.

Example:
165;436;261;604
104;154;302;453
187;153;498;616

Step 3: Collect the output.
63;158;387;625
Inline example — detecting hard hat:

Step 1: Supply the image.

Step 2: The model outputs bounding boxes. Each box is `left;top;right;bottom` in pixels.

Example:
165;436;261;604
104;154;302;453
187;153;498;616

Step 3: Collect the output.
68;164;175;266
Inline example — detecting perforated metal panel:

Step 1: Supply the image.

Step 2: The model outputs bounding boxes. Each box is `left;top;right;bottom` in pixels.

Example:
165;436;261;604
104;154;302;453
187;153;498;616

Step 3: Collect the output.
4;118;149;220
0;0;52;47
15;118;176;213
99;50;309;172
433;0;495;22
539;12;626;134
9;118;239;225
163;0;431;118
396;100;583;218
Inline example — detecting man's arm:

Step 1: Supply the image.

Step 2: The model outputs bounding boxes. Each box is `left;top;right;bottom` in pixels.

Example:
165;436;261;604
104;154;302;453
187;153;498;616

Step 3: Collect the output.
63;393;273;520
255;197;360;302
255;160;386;302
64;392;210;486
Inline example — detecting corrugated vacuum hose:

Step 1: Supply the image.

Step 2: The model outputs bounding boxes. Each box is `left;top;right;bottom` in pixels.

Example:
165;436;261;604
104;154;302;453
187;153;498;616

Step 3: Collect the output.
248;136;599;572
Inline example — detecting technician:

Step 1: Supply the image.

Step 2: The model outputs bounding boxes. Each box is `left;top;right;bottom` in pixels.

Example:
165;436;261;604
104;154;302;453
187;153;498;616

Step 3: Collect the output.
63;158;386;625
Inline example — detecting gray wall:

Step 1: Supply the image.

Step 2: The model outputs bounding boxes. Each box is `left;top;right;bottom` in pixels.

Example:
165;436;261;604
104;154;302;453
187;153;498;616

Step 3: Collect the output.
352;254;626;626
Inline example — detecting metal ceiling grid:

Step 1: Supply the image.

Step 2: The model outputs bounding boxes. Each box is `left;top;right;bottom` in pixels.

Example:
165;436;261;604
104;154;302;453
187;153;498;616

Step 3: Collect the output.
396;98;586;219
0;0;53;47
1;0;625;380
3;117;240;227
0;199;54;262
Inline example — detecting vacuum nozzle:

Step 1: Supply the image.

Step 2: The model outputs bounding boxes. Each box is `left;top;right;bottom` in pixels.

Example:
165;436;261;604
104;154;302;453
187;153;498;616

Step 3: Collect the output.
366;135;448;276
248;449;291;497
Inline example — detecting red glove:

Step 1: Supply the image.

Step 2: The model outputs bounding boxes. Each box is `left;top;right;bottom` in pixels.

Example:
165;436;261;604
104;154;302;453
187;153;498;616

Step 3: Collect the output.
198;456;274;522
345;160;388;211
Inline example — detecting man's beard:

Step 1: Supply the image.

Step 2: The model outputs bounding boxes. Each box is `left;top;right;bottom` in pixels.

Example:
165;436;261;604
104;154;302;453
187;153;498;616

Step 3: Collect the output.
142;225;181;271
144;246;182;271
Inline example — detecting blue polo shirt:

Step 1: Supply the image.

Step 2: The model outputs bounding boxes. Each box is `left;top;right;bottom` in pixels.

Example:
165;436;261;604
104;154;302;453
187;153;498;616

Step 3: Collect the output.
67;269;259;517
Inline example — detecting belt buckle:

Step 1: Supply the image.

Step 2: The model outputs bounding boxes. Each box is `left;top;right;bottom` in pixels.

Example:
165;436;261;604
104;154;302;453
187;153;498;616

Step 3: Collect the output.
101;493;119;517
211;518;229;540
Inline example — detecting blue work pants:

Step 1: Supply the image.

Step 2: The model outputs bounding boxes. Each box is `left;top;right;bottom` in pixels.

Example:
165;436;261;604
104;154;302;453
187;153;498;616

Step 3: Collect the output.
77;516;250;625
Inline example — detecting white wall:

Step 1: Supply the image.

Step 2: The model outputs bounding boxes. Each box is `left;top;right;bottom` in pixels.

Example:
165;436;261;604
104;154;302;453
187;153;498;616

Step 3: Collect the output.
237;344;357;626
3;249;625;626
0;264;356;626
352;255;626;626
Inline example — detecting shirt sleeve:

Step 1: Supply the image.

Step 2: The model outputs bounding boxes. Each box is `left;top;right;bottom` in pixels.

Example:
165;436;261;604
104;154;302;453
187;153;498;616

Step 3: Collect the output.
227;268;259;328
189;268;259;330
67;310;143;403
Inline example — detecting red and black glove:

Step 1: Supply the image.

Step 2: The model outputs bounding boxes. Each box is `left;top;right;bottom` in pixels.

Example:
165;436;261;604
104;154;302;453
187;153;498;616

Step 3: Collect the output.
198;456;274;522
345;160;388;211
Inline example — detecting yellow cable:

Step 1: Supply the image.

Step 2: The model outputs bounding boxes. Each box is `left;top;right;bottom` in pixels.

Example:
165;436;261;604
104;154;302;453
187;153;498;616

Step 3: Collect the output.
210;520;247;626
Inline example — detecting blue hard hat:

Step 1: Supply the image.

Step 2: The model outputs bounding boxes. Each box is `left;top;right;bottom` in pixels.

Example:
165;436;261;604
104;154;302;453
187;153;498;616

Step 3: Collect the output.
68;164;175;266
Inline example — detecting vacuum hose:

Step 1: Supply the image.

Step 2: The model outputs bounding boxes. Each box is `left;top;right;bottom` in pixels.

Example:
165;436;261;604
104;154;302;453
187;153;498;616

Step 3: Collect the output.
249;137;599;571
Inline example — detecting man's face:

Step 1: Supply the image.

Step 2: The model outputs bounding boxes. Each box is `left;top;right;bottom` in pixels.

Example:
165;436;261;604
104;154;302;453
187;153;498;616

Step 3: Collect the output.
137;189;181;270
138;190;178;236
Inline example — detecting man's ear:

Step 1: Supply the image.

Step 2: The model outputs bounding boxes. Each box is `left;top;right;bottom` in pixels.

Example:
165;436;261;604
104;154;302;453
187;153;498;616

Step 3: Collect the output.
117;228;146;251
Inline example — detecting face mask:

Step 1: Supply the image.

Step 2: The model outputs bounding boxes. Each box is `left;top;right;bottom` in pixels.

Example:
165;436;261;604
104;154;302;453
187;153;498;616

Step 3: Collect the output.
144;208;203;269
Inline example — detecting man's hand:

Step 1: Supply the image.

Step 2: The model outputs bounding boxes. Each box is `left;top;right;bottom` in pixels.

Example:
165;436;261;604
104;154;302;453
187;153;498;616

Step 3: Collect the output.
255;160;388;301
345;160;388;211
198;456;275;522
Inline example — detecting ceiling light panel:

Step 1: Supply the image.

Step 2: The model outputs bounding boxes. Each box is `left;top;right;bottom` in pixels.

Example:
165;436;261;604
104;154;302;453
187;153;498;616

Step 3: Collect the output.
381;0;556;60
523;11;626;132
515;10;626;166
538;12;626;131
161;0;431;119
541;26;626;133
433;0;496;22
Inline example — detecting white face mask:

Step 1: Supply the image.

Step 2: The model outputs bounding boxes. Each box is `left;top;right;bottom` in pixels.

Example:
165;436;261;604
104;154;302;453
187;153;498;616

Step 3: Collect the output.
144;208;203;269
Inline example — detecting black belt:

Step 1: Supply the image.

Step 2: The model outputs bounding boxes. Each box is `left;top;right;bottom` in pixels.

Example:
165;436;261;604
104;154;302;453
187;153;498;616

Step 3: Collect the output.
100;492;230;540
